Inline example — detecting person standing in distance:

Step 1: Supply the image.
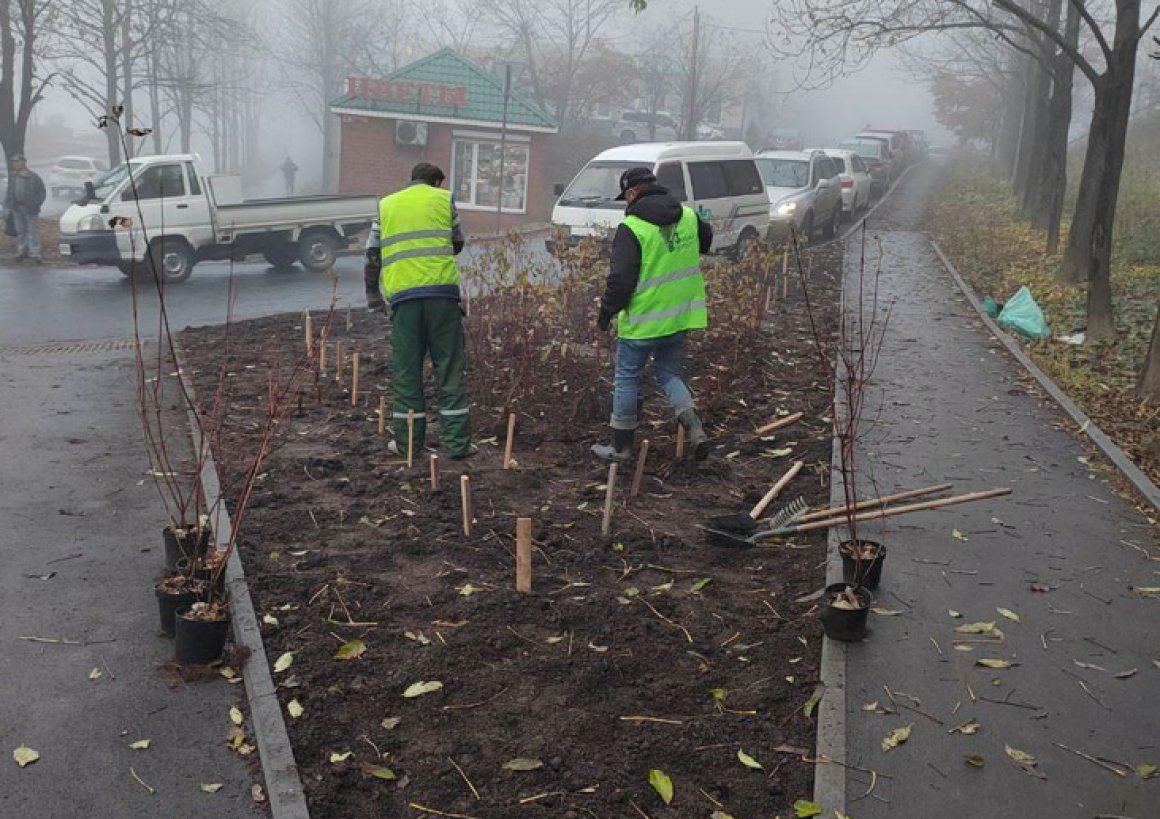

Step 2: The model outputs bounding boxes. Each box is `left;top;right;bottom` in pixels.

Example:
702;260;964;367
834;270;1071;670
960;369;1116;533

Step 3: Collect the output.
280;155;298;195
368;162;472;459
591;167;713;462
4;154;46;264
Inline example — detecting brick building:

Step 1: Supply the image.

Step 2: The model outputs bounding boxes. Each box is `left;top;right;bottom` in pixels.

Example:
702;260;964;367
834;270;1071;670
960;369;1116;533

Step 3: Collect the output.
331;49;559;235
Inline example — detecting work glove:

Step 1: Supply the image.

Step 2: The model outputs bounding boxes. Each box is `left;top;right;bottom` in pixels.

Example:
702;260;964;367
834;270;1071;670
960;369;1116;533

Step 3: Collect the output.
597;310;612;332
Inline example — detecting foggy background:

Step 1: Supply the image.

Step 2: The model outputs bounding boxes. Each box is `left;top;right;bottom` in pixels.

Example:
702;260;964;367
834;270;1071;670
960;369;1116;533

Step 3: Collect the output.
17;0;952;207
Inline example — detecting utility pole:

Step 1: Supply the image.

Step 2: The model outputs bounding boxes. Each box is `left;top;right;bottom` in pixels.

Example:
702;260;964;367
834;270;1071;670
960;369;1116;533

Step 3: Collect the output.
496;62;512;233
683;5;700;141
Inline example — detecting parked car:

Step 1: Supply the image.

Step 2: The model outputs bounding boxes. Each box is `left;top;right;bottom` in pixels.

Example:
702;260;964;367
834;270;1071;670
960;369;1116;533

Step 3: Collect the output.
755;149;843;242
765;129;803;150
57;153;377;283
549;141;771;257
905;130;930;161
840;138;894;191
696;122;727;140
49;156;107;197
857;130;913;168
807;147;873;217
614;110;680;143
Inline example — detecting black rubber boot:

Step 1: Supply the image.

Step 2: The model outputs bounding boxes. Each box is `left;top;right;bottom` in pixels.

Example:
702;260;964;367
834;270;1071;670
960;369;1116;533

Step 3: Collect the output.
591;428;634;462
678;409;710;461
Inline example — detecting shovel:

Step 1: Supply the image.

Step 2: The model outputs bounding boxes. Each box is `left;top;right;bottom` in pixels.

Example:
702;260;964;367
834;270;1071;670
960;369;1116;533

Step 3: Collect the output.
704;461;803;542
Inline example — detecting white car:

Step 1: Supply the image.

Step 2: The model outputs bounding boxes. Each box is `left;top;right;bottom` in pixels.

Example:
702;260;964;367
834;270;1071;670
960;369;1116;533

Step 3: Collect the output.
807;147;872;217
755;149;843;241
49;156;107;197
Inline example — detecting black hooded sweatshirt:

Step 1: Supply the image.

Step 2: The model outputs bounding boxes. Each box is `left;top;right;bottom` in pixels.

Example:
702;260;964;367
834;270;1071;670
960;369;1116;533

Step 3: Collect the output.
598;184;713;326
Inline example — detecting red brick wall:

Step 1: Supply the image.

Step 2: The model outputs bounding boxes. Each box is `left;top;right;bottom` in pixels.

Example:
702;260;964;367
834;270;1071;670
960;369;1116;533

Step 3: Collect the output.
338;115;554;235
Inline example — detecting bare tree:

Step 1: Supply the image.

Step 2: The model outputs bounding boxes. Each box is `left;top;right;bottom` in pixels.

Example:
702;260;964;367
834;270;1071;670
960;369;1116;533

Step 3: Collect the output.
674;12;752;139
272;0;387;191
478;0;623;123
0;0;55;162
52;0;176;165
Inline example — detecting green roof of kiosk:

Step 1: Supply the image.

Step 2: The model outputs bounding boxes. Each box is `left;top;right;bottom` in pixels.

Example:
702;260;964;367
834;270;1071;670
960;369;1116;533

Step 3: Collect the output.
331;48;557;133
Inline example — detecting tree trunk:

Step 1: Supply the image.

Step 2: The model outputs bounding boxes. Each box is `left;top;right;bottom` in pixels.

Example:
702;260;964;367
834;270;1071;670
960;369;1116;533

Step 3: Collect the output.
1063;0;1141;338
1022;0;1061;218
120;0;134;159
1013;52;1044;203
1135;304;1160;400
1044;1;1079;253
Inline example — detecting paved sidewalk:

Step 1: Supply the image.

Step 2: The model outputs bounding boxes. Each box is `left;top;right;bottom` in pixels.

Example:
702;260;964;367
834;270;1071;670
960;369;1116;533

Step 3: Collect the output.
0;346;256;817
837;168;1160;817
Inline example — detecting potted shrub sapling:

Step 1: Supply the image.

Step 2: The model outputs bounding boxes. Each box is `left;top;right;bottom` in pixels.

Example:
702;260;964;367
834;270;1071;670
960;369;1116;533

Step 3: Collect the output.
96;110;219;632
793;225;893;641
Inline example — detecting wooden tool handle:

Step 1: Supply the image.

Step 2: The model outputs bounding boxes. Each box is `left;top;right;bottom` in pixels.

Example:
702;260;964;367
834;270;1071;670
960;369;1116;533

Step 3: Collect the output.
749;460;804;519
796;482;954;523
789;488;1012;534
755;411;803;437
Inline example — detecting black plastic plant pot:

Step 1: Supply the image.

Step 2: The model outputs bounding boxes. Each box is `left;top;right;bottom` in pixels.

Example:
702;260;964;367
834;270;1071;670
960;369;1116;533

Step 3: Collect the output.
156;586;200;637
840;540;887;590
174;606;230;665
163;525;212;572
820;582;872;642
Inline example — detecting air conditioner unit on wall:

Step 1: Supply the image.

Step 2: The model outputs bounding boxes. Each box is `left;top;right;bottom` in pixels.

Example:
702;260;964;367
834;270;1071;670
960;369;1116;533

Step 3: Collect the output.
395;120;429;146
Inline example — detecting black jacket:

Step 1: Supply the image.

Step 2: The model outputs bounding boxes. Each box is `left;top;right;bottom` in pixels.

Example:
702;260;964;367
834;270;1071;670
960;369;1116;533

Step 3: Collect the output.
4;170;47;214
598;185;712;326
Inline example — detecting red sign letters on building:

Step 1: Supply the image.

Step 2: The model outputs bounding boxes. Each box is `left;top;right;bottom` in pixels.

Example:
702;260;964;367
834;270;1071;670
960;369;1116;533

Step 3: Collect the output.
346;76;468;108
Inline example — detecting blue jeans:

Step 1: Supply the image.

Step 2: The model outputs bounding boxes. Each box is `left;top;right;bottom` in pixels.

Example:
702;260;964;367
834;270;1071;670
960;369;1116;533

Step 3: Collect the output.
13;208;41;259
611;332;696;430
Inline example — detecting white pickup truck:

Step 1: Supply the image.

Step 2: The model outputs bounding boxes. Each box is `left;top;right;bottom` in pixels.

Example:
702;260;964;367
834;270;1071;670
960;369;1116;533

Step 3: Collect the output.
57;153;378;283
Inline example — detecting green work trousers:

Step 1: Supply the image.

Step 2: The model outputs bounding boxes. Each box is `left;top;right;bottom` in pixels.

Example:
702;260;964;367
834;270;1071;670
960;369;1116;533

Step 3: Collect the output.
390;298;471;456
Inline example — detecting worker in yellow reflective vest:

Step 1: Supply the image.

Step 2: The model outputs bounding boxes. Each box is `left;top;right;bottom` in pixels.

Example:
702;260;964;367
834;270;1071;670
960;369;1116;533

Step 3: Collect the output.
592;167;713;462
365;163;472;458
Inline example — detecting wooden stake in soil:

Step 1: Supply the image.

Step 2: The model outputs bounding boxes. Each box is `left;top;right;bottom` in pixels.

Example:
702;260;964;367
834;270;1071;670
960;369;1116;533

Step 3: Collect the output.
304;312;313;356
630;439;650;498
429;453;439;491
516;517;532;593
601;462;618;537
336;341;344;387
377;396;385;435
350;353;360;407
755;411;803;436
319;341;327;374
503;412;517;469
675;424;686;459
406;409;415;468
460;475;473;537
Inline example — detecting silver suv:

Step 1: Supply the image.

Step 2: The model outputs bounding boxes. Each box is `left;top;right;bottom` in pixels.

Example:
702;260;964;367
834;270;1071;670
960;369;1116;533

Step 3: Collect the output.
755;150;843;242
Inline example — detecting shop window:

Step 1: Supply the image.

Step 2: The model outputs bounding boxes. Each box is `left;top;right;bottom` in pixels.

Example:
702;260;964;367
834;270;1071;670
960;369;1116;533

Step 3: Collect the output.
452;139;530;212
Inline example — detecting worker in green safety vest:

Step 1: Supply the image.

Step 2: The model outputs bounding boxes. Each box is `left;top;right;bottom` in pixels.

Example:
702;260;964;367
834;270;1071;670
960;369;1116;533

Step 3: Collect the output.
592;167;713;462
366;162;473;459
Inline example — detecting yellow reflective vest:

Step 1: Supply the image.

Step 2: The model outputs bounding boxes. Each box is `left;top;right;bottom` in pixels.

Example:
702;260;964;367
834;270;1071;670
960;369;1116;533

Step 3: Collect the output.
378;183;459;305
618;206;708;339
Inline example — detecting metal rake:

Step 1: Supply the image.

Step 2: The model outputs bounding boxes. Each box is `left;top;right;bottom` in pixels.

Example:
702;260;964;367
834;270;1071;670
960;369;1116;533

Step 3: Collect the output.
766;497;808;530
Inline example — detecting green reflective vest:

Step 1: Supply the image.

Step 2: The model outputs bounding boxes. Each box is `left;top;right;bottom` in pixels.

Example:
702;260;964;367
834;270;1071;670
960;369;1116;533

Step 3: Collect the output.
379;183;458;304
619;207;708;339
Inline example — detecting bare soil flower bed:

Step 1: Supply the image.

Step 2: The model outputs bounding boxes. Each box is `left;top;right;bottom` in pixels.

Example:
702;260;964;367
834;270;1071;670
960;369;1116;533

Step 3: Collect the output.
182;241;843;818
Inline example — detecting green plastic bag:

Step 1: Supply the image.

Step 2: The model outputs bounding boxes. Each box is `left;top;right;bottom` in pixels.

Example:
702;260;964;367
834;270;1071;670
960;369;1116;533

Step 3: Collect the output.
997;286;1050;339
982;296;1000;318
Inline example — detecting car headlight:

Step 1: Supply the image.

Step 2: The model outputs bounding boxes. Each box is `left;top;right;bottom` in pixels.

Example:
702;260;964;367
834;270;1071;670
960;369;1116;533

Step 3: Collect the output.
775;201;797;216
78;214;105;231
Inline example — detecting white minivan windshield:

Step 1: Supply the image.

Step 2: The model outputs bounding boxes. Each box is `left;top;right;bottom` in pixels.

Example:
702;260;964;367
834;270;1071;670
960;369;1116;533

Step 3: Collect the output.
558;160;639;208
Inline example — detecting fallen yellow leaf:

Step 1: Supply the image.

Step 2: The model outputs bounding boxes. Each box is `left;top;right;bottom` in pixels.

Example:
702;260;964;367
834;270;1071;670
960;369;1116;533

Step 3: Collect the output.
881;724;912;752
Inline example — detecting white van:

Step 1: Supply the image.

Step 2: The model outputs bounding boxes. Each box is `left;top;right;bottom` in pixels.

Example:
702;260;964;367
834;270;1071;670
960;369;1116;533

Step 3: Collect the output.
548;142;770;256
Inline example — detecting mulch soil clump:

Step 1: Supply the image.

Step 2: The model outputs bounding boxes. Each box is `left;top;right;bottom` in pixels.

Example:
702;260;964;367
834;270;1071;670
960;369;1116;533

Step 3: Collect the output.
182;242;844;818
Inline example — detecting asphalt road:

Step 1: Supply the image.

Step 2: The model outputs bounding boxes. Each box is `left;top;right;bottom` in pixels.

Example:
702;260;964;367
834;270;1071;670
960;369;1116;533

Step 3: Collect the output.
0;238;550;348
